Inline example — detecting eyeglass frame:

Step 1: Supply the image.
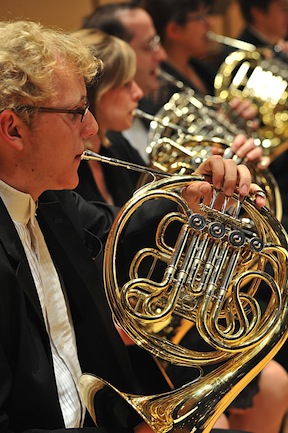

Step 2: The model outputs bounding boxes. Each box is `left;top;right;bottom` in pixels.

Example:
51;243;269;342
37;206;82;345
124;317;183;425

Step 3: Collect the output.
185;9;210;22
142;34;161;52
14;101;90;123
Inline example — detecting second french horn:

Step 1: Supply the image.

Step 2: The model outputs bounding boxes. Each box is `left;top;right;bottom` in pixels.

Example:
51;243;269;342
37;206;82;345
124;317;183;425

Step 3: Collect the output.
208;31;288;158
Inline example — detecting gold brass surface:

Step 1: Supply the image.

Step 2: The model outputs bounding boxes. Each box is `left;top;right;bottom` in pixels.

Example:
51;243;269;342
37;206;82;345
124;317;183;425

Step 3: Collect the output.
210;31;288;157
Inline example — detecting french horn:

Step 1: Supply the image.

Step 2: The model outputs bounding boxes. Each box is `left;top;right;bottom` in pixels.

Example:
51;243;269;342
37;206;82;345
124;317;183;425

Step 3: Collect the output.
208;31;288;158
80;150;288;433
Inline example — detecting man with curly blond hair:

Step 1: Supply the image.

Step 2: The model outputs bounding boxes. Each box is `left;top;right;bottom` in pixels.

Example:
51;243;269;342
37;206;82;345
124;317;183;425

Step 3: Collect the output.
0;19;268;433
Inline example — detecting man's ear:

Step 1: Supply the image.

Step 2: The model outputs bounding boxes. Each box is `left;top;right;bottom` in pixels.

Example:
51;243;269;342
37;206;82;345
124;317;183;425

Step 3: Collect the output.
0;110;24;151
250;5;265;22
166;21;183;42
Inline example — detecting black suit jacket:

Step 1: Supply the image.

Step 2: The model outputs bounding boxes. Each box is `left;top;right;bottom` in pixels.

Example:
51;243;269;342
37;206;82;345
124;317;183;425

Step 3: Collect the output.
216;25;268;68
0;190;143;433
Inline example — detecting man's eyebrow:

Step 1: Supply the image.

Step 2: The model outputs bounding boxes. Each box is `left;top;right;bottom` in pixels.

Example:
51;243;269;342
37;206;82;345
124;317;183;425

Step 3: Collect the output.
69;96;87;107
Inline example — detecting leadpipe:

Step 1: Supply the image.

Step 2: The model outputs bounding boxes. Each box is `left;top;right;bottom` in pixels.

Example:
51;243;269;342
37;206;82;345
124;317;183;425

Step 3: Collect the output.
81;149;173;178
207;31;256;52
133;108;191;135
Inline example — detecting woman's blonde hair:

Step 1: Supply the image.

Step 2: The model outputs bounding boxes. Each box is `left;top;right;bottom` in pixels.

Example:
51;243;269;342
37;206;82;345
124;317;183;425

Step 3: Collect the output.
72;29;137;116
0;20;103;124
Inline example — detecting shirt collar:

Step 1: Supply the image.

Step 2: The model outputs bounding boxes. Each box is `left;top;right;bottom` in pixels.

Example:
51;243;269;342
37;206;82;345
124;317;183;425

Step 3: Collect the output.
0;179;37;225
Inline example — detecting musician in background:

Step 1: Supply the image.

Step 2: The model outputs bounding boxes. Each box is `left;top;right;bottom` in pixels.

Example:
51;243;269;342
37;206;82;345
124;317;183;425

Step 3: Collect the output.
73;29;145;207
216;0;288;67
82;2;167;163
0;18;261;433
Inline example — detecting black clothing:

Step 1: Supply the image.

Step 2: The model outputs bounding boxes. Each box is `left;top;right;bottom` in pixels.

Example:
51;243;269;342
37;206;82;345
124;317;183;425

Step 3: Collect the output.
146;58;217;116
216;25;268;69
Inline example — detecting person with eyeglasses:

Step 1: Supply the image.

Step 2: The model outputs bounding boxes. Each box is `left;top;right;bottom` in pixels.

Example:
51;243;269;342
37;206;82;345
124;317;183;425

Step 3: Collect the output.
137;0;215;100
216;0;288;68
133;0;255;119
0;18;269;433
81;2;167;163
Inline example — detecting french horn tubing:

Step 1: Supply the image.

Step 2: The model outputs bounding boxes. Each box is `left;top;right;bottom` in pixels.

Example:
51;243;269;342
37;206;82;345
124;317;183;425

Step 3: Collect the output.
80;150;288;433
207;31;288;157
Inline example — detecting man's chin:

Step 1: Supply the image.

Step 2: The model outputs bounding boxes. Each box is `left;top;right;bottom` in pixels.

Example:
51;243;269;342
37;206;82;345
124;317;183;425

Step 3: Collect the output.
58;176;79;191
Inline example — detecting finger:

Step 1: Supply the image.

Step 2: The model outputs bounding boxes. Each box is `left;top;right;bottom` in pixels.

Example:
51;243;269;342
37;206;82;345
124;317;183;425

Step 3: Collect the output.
242;146;263;164
250;183;267;208
236;164;251;197
211;146;224;156
194;155;225;191
195;155;247;196
220;158;239;196
230;135;256;157
229;97;242;111
230;98;258;120
182;181;212;211
238;103;258;120
257;156;270;170
248;117;261;131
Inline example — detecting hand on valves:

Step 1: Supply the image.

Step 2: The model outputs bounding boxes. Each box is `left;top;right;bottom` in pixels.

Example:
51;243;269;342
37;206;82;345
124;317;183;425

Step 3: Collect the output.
182;155;266;212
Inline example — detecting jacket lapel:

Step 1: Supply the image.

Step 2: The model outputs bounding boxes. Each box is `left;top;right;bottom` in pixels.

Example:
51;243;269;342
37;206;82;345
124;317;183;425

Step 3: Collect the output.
0;198;46;327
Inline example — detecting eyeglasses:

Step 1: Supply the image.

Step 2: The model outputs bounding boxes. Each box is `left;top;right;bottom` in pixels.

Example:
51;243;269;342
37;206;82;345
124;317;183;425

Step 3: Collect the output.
142;35;161;52
186;10;210;22
15;102;90;123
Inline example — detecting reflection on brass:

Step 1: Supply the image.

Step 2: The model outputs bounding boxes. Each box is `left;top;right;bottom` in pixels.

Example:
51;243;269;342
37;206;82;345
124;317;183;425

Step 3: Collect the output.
79;163;288;433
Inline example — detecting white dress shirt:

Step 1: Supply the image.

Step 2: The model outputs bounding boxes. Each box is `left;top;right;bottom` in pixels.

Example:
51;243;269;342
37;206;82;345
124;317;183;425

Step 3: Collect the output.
123;118;150;164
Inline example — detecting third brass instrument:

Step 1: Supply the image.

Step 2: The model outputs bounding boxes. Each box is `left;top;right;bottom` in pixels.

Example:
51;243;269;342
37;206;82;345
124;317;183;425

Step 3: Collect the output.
208;31;288;157
80;150;288;433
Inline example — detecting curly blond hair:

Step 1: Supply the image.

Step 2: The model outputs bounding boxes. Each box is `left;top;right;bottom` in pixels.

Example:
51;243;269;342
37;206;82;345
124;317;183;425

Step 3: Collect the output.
0;20;103;124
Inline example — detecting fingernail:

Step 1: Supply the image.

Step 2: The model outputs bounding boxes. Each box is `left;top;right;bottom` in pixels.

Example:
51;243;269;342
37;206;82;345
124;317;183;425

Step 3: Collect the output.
241;184;249;195
259;159;267;167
